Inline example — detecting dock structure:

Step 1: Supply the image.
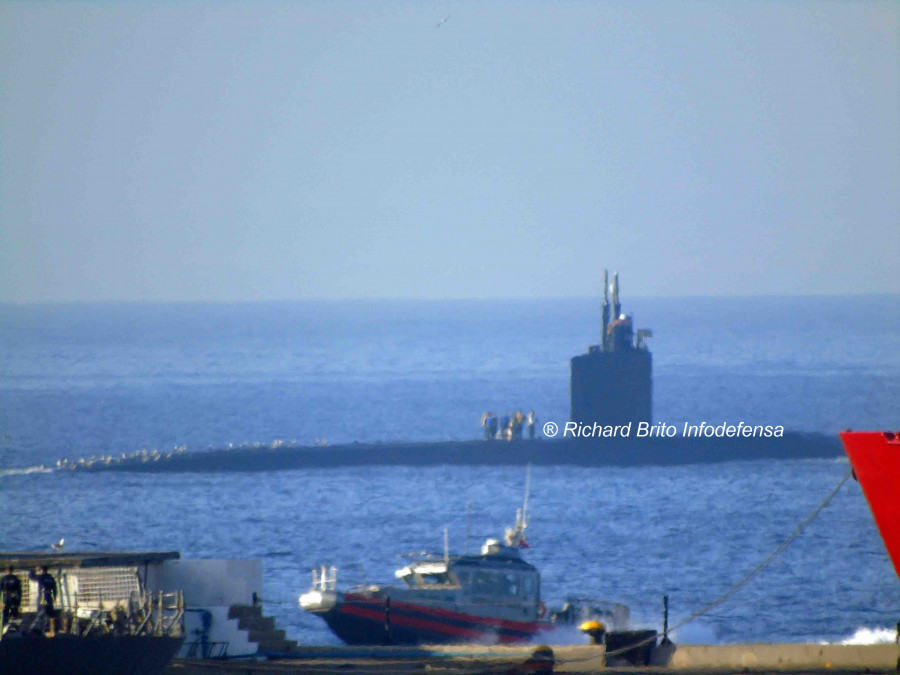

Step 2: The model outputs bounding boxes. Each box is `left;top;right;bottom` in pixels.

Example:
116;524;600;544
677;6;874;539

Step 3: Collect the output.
0;551;186;675
163;642;900;674
570;271;652;428
0;551;281;668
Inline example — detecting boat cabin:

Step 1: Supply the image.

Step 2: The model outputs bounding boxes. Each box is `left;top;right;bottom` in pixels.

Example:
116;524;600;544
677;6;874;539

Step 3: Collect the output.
391;541;541;620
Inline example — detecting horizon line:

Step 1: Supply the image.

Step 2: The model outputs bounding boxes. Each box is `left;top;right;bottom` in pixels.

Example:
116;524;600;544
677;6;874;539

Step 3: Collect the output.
1;292;898;307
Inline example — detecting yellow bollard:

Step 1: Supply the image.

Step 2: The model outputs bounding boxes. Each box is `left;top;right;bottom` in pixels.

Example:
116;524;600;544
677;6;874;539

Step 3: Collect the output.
579;620;607;645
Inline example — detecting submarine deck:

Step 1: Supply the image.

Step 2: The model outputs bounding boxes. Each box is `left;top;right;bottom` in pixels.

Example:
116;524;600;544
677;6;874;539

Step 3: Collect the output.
60;432;843;473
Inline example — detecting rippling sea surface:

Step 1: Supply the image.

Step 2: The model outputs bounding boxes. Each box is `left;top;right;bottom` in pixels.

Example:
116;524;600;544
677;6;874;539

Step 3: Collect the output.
1;296;898;644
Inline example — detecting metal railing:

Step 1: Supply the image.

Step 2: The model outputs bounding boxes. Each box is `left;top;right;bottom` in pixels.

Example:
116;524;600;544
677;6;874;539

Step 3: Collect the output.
311;566;338;591
64;589;184;638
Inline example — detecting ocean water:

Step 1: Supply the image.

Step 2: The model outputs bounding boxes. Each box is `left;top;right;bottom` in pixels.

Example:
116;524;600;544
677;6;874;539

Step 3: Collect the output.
0;296;898;645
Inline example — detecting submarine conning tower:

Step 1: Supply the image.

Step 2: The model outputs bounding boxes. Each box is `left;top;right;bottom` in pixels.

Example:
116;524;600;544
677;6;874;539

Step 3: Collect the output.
570;270;652;428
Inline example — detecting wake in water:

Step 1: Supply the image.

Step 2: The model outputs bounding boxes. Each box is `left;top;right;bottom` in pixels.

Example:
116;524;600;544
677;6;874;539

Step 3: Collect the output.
836;626;897;645
536;621;896;647
0;465;53;477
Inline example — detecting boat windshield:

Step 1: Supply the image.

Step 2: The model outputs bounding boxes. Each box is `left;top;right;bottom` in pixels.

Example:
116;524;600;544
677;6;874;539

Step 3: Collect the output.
456;569;538;601
420;572;452;585
400;570;456;588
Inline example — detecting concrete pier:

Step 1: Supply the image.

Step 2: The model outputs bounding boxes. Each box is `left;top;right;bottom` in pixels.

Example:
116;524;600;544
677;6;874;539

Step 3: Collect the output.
164;642;900;674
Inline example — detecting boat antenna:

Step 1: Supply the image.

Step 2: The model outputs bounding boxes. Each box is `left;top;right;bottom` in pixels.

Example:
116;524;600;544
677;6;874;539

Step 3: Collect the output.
443;528;449;562
505;465;533;548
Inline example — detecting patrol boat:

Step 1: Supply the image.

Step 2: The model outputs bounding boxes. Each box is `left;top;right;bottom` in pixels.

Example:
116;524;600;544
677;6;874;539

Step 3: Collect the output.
299;507;546;645
300;494;630;646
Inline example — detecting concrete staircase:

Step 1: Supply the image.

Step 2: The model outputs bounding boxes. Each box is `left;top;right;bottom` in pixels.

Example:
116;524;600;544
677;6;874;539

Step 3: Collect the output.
227;604;298;655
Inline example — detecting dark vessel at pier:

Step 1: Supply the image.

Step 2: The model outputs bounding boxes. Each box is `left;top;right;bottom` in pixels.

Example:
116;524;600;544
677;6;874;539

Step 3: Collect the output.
570;270;652;428
0;551;184;675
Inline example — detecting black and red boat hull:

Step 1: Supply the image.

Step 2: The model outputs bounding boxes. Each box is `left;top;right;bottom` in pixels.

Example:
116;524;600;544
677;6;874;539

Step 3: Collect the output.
320;593;543;645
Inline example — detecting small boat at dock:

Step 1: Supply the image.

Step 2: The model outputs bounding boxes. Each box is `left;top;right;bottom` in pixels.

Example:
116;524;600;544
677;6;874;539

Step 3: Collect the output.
299;488;629;645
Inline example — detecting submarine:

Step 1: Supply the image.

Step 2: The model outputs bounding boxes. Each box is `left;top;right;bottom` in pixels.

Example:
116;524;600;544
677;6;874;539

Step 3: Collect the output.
50;274;844;473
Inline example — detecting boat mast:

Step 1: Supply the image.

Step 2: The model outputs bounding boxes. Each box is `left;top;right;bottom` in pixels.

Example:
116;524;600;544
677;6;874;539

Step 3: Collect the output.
505;464;532;548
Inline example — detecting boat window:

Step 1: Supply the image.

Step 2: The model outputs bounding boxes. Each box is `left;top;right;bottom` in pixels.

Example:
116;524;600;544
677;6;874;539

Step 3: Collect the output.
473;572;495;594
419;572;451;586
503;573;519;596
523;575;536;597
470;571;522;598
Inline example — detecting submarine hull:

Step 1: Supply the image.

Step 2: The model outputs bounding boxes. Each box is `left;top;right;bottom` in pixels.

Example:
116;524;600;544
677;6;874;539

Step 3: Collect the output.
63;433;842;473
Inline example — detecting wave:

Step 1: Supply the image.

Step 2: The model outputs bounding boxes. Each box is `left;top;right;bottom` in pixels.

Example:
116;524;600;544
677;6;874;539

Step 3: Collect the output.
837;626;896;645
0;464;54;477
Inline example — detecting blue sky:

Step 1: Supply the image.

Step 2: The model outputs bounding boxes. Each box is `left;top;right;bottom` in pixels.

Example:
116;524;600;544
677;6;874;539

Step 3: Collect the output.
1;1;897;301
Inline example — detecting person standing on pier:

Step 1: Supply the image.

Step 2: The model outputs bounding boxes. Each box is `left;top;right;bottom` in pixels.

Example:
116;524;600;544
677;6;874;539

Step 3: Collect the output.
1;566;22;626
30;565;57;634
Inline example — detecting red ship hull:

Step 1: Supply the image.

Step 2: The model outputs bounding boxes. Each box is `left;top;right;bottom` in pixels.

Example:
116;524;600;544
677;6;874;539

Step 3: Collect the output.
840;431;900;580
